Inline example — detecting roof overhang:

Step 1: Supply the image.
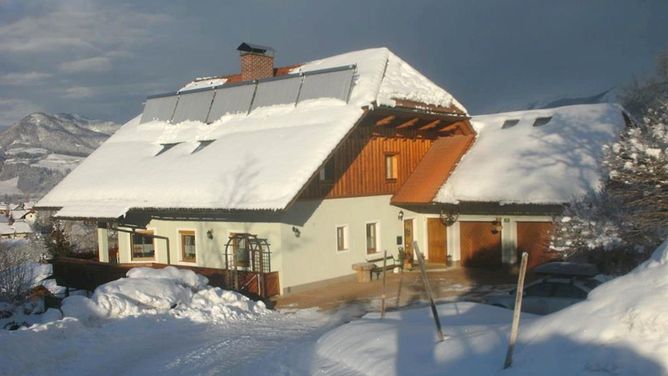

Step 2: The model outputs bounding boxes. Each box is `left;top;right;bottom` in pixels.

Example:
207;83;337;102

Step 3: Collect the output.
53;203;130;220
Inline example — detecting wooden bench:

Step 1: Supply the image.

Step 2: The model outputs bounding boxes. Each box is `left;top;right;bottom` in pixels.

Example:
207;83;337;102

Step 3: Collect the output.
366;254;400;280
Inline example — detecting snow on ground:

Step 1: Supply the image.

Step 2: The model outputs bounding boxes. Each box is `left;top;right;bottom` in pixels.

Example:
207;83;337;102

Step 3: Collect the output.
308;239;668;375
0;177;21;196
3;240;668;375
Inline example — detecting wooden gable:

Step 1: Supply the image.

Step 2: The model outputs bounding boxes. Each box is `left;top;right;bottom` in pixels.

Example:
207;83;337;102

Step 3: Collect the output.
297;107;474;201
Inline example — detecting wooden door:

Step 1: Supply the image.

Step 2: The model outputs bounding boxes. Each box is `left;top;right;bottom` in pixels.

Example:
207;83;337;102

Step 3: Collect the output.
459;221;502;268
427;218;447;263
516;222;556;268
403;219;414;258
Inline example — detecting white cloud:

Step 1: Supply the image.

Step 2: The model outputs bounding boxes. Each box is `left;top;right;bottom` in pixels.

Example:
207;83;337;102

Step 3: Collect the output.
0;98;44;126
0;71;51;85
59;56;112;73
64;86;95;99
0;1;169;55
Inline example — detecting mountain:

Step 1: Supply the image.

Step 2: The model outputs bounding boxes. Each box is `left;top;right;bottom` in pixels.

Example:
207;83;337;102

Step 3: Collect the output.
0;112;120;199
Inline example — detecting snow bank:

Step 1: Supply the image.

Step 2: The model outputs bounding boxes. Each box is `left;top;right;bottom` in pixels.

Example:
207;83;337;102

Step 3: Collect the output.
512;238;668;374
62;266;267;323
311;239;668;375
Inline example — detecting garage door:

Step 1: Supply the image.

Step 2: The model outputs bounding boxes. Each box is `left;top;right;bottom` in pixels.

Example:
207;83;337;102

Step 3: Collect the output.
460;221;502;267
516;222;557;268
427;218;447;264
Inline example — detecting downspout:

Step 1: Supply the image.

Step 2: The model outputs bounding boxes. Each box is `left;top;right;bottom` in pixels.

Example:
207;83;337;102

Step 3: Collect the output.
114;226;171;265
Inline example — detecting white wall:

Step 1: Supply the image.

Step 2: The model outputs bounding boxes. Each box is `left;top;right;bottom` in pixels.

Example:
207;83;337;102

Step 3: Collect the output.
279;195;421;291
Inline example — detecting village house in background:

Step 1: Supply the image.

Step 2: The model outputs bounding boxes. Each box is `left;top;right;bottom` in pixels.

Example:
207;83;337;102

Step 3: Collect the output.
36;43;628;295
0;201;36;239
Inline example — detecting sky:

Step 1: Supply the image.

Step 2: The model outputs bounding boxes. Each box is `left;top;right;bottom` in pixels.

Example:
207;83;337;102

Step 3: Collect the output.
0;0;667;126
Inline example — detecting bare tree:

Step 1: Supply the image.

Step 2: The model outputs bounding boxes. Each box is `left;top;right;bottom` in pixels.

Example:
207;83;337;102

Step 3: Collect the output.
0;239;45;303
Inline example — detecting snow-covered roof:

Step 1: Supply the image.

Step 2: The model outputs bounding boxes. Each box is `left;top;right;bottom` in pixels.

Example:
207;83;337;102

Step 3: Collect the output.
0;220;32;235
435;103;626;205
39;48;464;215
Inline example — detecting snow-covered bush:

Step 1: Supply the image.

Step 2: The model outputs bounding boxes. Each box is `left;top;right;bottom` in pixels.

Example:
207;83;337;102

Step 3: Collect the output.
0;239;46;303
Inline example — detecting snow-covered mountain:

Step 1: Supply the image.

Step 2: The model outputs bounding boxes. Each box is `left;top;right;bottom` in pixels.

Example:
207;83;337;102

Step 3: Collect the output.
0;112;120;198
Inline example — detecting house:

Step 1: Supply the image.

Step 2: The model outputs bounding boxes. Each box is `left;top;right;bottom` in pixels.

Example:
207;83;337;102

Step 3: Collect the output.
36;44;626;295
0;220;33;239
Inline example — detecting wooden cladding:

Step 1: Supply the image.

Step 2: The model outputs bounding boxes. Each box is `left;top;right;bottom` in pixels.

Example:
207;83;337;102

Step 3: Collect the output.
301;122;439;199
459;221;502;268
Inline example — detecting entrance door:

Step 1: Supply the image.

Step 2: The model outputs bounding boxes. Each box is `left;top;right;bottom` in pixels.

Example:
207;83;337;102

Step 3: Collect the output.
403;219;414;259
427;218;447;264
460;221;502;267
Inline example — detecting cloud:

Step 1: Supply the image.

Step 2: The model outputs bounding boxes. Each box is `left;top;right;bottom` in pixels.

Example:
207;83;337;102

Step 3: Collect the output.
0;71;51;85
59;56;112;73
0;98;43;126
64;86;95;99
0;1;169;55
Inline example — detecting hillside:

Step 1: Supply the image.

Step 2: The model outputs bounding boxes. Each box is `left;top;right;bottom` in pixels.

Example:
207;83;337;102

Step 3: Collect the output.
0;112;120;198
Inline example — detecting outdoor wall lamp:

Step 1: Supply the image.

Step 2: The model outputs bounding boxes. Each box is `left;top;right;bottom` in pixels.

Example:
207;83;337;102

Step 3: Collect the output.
398;210;404;221
207;229;214;239
491;218;503;234
292;226;301;238
439;208;459;227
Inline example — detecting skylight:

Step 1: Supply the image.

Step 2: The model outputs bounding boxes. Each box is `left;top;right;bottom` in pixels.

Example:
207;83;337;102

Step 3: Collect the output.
192;140;215;154
532;116;553;127
155;143;180;156
501;119;520;129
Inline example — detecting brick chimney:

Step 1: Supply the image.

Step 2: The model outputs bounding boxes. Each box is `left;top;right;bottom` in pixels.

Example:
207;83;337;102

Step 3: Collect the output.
237;42;275;81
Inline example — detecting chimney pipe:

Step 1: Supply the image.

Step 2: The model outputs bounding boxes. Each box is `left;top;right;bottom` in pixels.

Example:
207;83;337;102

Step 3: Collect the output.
237;42;275;81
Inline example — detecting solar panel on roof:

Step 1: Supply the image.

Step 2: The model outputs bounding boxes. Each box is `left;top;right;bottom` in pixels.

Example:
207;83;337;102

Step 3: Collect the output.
251;75;302;110
171;90;215;124
298;67;355;103
140;95;179;124
207;84;256;122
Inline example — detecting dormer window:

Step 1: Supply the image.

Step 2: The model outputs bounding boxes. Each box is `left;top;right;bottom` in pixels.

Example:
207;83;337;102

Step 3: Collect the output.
501;119;520;129
155;142;180;156
192;140;215;154
533;116;552;127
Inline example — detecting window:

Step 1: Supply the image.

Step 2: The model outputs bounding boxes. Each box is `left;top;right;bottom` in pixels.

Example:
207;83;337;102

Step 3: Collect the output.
532;116;552;127
156;142;180;156
501;119;520;129
366;222;378;254
385;154;398;180
180;230;196;262
192;140;215;154
336;225;348;251
131;230;155;260
319;158;335;182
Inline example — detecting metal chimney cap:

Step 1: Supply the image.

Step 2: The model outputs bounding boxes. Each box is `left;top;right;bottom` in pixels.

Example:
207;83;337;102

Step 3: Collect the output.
237;42;275;56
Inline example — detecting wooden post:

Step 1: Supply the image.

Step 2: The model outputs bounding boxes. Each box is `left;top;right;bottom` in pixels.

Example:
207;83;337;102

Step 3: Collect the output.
395;254;404;308
504;252;529;369
380;250;388;319
413;241;445;342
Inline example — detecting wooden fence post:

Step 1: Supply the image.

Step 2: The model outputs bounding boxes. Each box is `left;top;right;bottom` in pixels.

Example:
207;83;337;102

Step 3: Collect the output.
504;252;529;369
413;241;445;342
395;253;404;308
380;250;388;319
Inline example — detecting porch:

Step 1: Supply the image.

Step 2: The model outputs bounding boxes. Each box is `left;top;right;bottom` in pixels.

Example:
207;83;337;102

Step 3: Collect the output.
51;256;281;299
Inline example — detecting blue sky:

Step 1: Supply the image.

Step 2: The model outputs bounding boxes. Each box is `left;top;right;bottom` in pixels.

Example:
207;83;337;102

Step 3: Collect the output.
0;0;666;126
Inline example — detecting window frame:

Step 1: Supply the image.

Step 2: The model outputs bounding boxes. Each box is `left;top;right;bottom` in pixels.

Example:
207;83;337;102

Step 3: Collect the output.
319;158;335;183
385;153;398;181
335;225;349;252
131;229;155;261
179;229;197;263
365;221;380;254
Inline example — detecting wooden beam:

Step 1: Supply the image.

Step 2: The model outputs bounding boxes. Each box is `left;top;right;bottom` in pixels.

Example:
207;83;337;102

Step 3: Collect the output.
418;119;441;131
437;123;460;133
395;117;420;129
375;115;396;126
